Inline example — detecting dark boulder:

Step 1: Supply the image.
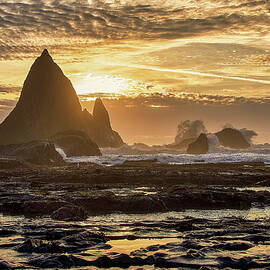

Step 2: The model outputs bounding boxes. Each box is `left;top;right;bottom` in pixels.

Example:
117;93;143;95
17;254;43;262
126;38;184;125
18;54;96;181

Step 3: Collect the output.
22;200;69;216
51;130;101;157
28;255;91;268
187;133;208;154
0;261;14;269
0;141;64;165
51;205;88;221
16;238;67;253
216;128;250;149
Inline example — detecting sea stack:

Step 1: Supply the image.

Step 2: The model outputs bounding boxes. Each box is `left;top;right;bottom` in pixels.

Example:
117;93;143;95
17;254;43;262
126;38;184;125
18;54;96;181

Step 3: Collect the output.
0;49;124;148
187;133;209;154
215;128;250;149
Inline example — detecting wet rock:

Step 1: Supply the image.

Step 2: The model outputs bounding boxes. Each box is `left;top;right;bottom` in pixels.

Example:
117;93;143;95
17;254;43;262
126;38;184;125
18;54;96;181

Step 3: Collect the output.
184;249;205;259
243;233;270;243
51;205;88;221
218;256;260;269
91;254;146;268
167;220;196;232
51;130;101;157
164;187;251;210
121;195;166;213
22;200;69;216
45;229;83;240
0;229;17;236
16;238;67;253
28;254;91;268
0;261;14;270
62;230;106;250
0;141;65;165
181;240;204;250
16;239;43;252
214;241;253;251
91;255;112;268
111;253;137;267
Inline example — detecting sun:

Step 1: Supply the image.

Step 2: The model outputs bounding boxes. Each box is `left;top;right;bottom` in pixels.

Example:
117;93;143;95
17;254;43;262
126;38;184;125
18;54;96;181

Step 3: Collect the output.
72;73;142;96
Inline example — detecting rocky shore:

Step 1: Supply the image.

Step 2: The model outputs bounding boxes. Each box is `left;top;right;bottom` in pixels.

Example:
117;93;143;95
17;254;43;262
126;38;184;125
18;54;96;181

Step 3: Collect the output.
0;160;270;268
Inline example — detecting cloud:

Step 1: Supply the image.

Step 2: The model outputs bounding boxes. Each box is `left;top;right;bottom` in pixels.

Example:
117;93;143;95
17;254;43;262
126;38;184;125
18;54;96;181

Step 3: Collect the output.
0;0;270;59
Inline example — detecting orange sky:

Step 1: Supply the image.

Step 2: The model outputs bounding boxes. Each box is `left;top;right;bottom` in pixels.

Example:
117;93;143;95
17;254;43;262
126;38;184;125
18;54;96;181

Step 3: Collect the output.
0;0;270;144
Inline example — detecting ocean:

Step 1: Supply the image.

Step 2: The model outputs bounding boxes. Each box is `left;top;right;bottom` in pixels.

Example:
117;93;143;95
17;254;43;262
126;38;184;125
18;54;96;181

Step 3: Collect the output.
56;144;270;166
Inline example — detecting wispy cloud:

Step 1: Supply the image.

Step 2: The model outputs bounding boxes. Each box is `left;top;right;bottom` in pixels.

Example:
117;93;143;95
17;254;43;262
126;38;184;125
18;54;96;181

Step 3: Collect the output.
109;63;270;85
0;0;270;59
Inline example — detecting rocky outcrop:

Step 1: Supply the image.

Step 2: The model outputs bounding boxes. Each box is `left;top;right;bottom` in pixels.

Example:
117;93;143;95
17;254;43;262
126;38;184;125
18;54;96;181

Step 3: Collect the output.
51;130;101;157
84;99;124;147
216;128;250;149
168;138;196;150
187;133;208;154
51;205;88;221
0;49;123;148
0;141;64;165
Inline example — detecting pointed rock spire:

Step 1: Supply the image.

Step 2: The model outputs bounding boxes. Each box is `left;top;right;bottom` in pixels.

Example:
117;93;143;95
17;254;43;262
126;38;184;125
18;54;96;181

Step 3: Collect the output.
37;48;53;63
41;48;49;56
0;50;124;148
93;98;111;129
0;49;83;144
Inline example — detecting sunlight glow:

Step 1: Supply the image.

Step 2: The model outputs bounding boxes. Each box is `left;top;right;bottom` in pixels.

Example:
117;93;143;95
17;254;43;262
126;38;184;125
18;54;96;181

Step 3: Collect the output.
72;73;148;96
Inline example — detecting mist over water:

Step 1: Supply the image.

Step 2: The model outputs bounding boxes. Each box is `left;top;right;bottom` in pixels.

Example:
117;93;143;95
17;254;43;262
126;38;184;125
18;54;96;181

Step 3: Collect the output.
175;120;207;144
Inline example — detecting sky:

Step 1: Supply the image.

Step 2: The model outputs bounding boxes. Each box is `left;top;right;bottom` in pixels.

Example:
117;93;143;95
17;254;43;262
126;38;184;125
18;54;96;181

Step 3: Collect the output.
0;0;270;144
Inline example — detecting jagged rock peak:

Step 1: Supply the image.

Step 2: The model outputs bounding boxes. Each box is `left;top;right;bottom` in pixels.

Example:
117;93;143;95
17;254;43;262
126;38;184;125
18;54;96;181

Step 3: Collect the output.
39;49;53;62
93;98;111;129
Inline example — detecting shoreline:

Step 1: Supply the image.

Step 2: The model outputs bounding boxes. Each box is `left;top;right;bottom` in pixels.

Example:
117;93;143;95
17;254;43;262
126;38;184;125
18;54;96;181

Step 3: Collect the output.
1;160;270;269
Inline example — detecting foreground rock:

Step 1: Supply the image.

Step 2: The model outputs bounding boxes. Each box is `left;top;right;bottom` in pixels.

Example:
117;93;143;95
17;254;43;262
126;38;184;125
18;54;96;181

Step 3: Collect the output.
1;211;270;269
187;133;208;154
0;141;64;165
52;130;101;157
29;255;91;268
51;205;88;221
216;128;250;149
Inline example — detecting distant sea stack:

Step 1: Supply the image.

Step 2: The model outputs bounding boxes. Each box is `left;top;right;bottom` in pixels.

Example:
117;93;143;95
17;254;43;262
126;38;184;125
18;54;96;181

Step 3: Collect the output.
0;49;124;148
215;128;250;149
187;133;209;154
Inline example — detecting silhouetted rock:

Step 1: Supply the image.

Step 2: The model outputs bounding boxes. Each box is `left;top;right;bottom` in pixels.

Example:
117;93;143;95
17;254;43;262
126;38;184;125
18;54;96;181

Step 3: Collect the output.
51;130;101;157
51;205;88;221
168;138;196;150
216;128;250;149
0;260;14;269
0;50;123;148
187;134;208;154
85;99;124;147
0;141;64;165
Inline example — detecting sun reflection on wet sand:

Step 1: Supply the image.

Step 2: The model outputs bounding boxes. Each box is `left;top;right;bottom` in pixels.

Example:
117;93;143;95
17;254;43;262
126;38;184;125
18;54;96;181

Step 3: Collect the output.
108;238;180;255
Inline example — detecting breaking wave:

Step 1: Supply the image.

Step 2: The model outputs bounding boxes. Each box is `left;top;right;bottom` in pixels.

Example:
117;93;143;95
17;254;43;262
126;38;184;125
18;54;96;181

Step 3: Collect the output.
57;144;270;166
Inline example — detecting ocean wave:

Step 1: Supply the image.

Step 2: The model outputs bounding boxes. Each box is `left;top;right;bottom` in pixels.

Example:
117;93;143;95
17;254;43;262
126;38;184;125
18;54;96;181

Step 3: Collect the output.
56;144;270;166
